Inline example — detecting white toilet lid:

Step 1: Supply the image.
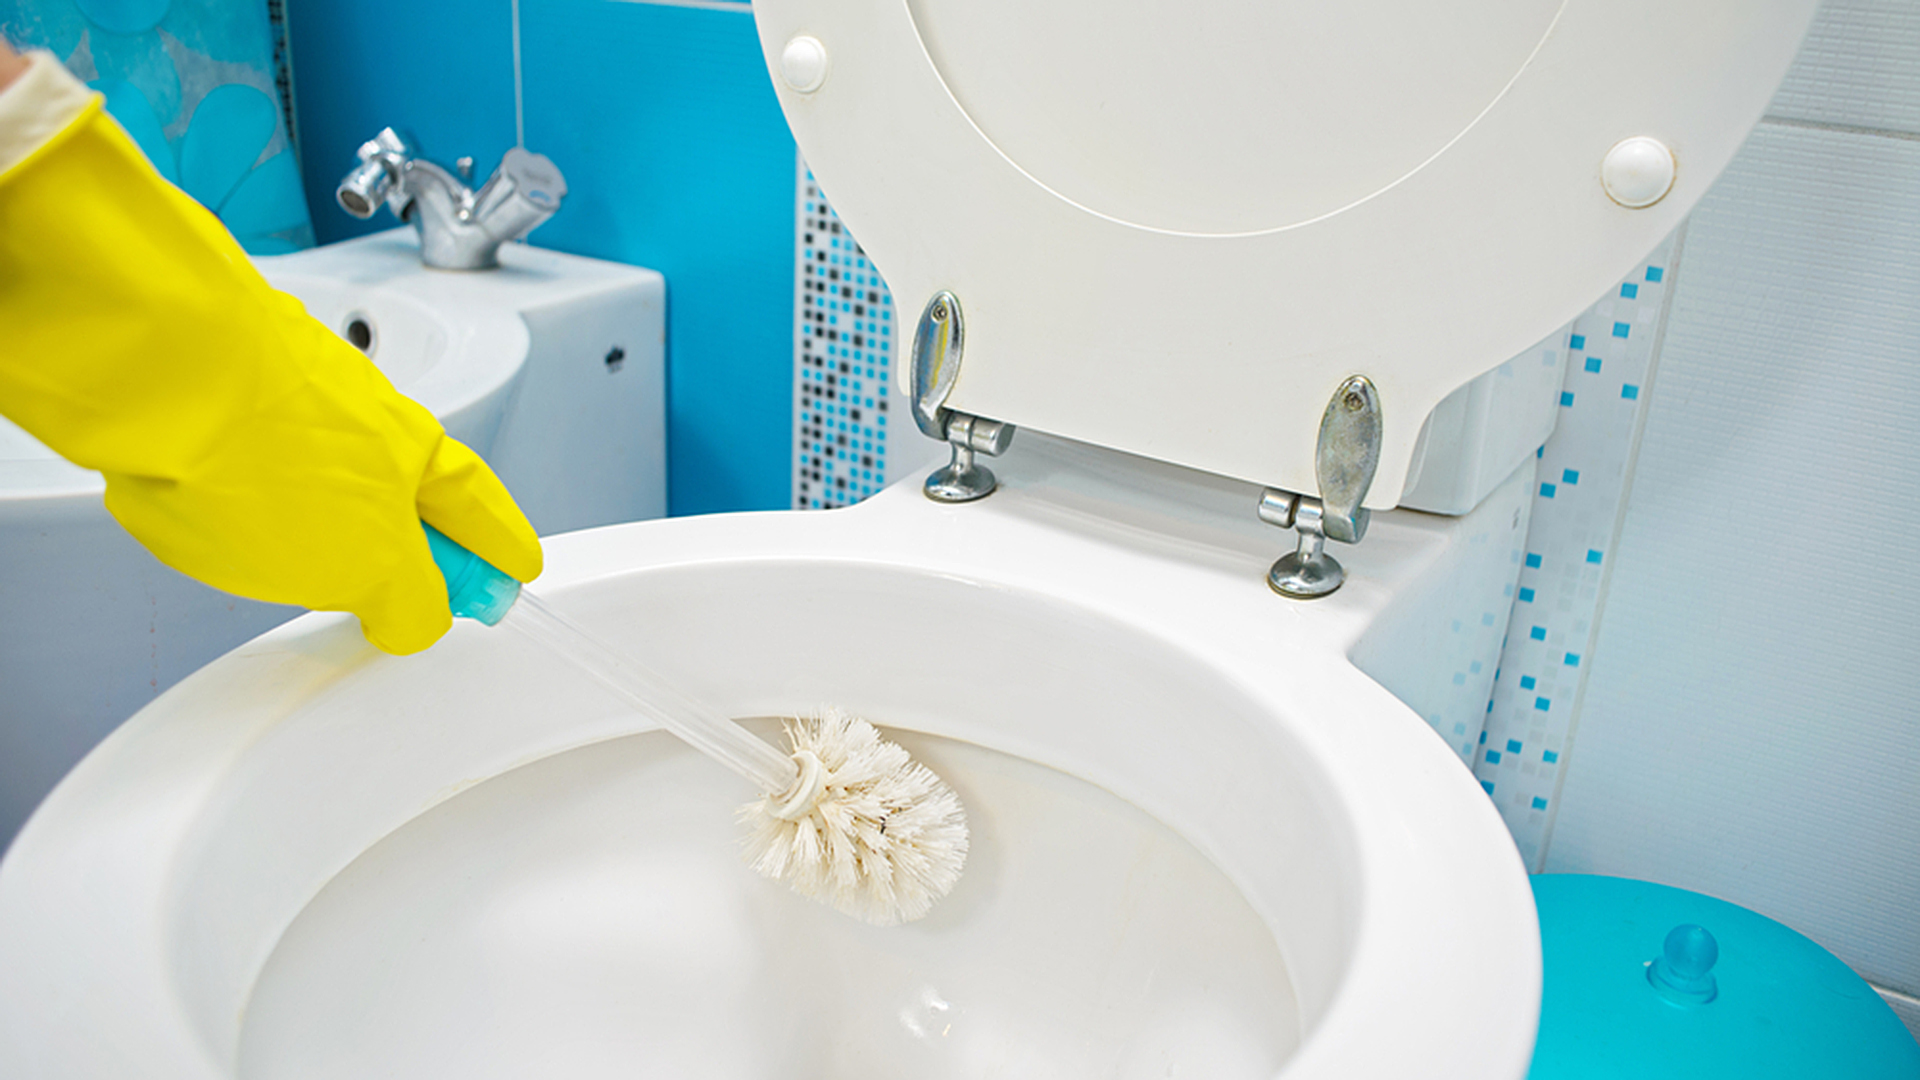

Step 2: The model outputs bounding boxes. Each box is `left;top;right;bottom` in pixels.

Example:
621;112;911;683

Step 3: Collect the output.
756;0;1816;506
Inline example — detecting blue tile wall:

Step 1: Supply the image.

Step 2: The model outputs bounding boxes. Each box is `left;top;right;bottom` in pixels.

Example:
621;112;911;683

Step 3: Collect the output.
520;0;794;516
792;160;899;509
287;0;517;246
290;0;794;516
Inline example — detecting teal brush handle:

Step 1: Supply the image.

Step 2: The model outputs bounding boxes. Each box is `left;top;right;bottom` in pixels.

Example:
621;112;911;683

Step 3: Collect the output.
423;522;522;625
419;522;800;795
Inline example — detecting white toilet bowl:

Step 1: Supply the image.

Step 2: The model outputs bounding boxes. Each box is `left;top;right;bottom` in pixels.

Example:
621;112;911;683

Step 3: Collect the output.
0;435;1541;1078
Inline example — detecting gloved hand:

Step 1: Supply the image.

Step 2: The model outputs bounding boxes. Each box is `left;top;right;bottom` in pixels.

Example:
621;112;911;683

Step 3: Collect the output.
0;51;541;655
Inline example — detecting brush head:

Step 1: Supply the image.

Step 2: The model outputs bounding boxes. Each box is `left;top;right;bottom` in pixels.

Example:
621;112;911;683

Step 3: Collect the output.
739;708;968;926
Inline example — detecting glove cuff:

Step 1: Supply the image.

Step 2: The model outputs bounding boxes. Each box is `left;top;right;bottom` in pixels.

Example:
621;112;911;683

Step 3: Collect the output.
0;51;94;180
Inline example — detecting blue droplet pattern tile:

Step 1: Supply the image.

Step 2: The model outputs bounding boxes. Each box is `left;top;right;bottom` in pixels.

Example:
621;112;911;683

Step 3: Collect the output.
0;0;314;253
793;159;899;509
1472;235;1677;867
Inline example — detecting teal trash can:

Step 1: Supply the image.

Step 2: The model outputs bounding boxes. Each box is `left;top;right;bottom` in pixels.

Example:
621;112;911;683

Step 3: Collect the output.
1529;874;1920;1078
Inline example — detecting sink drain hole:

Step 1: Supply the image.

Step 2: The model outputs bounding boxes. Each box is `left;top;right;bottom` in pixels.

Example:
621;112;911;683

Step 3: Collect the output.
342;314;376;355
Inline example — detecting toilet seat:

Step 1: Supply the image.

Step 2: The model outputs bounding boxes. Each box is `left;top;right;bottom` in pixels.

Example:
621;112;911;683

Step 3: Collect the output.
756;0;1817;504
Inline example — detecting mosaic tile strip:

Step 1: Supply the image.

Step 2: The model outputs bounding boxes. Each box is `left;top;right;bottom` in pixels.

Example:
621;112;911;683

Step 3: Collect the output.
792;157;901;509
1472;234;1680;869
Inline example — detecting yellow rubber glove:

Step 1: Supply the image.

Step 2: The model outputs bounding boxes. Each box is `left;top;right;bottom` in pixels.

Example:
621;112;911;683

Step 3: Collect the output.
0;60;542;655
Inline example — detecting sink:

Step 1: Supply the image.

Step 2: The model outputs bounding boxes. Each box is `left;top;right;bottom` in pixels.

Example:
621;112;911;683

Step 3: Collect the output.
0;231;665;851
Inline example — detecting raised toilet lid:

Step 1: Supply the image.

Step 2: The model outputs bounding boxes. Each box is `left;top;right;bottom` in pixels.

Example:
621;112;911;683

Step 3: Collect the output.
755;0;1817;507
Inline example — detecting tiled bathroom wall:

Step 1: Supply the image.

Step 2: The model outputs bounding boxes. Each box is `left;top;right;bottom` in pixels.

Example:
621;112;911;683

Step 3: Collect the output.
792;163;899;509
787;0;1920;1033
791;160;951;506
1464;0;1920;1034
1534;0;1920;1032
1;0;314;252
290;0;796;516
1473;238;1680;862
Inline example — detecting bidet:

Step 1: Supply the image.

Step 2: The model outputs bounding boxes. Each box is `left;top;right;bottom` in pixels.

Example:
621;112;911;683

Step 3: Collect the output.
424;524;968;925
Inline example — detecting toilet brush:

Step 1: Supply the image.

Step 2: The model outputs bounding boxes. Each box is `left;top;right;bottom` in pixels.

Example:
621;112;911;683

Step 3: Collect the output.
423;524;967;926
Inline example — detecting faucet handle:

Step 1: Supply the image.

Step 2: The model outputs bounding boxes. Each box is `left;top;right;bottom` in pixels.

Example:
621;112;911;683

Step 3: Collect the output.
472;147;569;242
499;147;567;212
357;126;415;163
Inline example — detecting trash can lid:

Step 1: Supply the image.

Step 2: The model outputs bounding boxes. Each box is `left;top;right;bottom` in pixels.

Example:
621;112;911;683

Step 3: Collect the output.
1529;874;1920;1080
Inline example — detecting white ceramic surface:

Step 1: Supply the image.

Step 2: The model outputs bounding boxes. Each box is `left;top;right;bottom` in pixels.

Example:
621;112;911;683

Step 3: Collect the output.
0;231;665;853
0;435;1541;1079
757;0;1817;505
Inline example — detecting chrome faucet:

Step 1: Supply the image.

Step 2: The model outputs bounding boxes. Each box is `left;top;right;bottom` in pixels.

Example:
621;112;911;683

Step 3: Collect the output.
336;128;568;270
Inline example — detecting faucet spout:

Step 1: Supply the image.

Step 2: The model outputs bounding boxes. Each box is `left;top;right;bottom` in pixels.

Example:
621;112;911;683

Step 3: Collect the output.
335;129;568;270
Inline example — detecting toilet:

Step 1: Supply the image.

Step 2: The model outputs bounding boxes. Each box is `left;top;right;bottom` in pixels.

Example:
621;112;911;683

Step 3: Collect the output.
0;2;1817;1078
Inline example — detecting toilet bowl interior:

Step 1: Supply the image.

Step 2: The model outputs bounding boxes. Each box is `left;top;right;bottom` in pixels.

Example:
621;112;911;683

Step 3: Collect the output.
238;728;1305;1078
161;561;1360;1071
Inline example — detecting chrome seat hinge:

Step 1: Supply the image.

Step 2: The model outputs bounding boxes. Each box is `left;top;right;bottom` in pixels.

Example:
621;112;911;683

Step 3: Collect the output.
911;291;1015;503
1260;375;1382;599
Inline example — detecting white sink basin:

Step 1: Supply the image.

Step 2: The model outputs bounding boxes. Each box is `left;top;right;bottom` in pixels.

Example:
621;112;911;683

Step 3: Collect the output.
0;231;665;852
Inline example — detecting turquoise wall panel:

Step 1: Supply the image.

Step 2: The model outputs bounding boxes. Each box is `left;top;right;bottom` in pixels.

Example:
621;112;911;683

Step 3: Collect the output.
287;0;795;517
519;0;794;517
285;0;518;246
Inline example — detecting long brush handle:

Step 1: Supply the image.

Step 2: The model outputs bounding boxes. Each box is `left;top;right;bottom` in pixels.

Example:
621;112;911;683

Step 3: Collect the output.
502;592;799;793
423;524;800;796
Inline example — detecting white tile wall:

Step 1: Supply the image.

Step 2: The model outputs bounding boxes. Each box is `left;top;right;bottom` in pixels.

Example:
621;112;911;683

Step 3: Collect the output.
1477;3;1920;1036
1540;120;1920;1002
1472;239;1679;861
1769;0;1920;134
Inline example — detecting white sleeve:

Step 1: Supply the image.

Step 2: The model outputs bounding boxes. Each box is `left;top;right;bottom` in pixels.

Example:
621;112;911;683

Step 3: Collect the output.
0;51;94;179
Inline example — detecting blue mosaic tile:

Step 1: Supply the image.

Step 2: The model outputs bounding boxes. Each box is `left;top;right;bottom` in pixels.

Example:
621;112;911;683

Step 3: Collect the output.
1474;240;1676;868
792;161;902;509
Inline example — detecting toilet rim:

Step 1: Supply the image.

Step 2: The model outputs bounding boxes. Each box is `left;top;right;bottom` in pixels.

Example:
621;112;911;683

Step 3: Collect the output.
0;479;1538;1079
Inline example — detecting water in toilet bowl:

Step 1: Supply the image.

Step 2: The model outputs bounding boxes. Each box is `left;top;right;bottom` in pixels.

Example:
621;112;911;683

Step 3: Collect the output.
428;528;970;926
236;726;1301;1079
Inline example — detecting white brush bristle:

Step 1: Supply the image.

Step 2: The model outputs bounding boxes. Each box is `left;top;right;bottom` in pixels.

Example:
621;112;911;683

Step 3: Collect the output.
739;708;968;926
